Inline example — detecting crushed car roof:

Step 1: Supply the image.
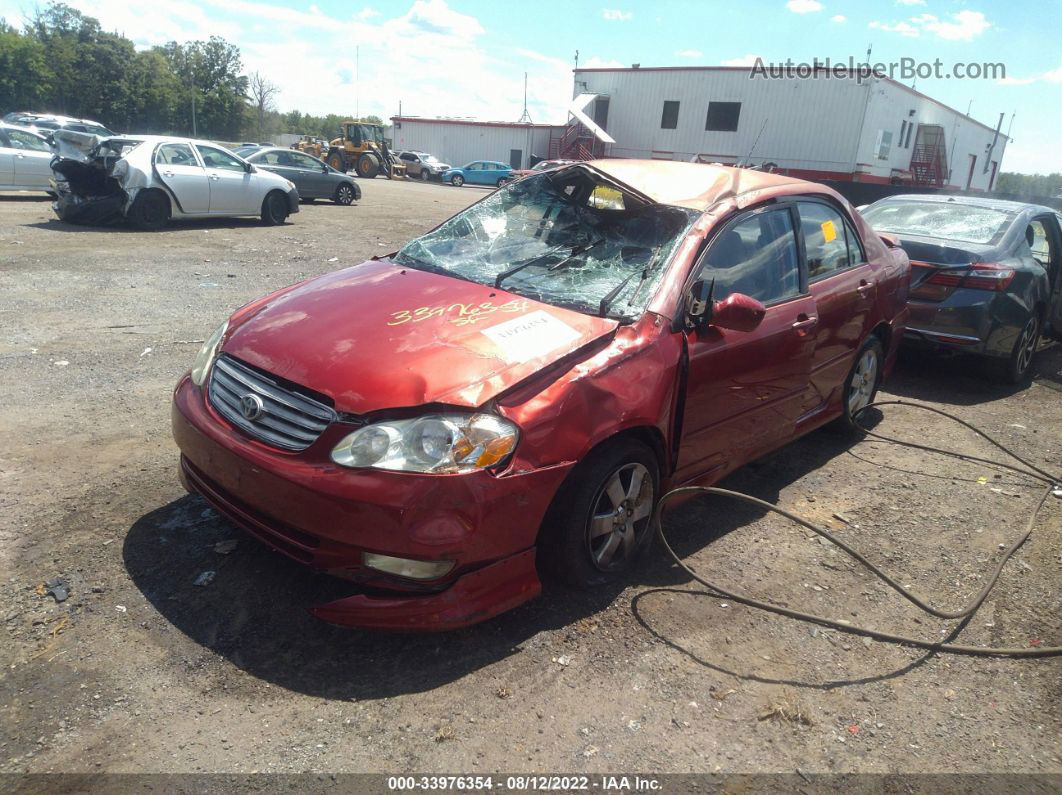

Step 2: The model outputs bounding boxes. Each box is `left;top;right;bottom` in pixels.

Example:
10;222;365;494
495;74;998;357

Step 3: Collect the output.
582;159;815;212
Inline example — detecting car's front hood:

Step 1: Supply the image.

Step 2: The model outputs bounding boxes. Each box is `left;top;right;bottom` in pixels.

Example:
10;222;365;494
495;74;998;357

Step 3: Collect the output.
222;260;619;414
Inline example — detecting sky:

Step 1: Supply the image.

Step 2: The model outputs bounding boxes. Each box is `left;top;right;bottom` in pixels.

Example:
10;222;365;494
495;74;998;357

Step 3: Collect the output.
2;0;1060;174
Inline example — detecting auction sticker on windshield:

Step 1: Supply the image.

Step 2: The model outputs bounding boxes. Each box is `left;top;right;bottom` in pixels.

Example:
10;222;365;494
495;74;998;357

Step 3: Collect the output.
481;310;581;363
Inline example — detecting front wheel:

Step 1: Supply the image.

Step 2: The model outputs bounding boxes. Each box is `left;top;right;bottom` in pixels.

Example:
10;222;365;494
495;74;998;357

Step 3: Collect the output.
356;154;379;179
333;183;356;205
993;313;1040;384
261;191;288;226
419;169;429;181
538;438;658;588
450;174;464;187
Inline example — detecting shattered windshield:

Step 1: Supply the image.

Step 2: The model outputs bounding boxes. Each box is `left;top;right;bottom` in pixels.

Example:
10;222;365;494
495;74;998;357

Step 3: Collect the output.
862;201;1014;245
393;170;698;319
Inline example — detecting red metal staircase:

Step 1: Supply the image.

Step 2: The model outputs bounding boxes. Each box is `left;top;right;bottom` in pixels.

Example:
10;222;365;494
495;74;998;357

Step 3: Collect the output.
548;118;607;161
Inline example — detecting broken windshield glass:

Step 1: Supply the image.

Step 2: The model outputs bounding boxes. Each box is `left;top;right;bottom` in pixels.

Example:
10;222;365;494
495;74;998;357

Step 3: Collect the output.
394;171;698;319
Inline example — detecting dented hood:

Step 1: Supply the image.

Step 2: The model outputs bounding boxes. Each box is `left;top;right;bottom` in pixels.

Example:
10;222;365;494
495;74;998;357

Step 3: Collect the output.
222;260;619;414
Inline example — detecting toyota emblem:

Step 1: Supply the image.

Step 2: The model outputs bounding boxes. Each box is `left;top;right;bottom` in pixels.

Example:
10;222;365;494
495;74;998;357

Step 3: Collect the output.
239;393;265;421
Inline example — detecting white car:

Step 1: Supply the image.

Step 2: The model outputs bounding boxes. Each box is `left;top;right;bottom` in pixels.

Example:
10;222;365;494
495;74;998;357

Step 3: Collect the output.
0;123;54;192
51;132;300;229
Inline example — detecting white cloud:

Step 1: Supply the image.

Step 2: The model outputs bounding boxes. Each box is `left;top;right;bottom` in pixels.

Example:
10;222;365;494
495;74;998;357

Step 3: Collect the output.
358;7;380;19
896;0;925;5
869;10;991;41
917;10;991;41
601;8;632;21
721;54;762;66
830;14;846;23
997;62;1062;86
675;49;703;59
869;19;920;37
785;0;824;13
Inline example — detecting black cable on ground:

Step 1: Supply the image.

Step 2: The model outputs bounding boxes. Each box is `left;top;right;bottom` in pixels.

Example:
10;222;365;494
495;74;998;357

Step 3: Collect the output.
651;400;1061;658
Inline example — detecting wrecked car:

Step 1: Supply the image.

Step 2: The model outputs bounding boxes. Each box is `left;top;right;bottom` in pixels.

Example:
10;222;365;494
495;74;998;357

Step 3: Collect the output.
170;160;910;630
50;131;299;229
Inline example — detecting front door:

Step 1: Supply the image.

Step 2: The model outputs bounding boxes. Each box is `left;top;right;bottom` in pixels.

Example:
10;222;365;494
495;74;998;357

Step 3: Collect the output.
289;151;331;198
676;205;816;482
195;144;255;213
796;200;874;418
155;142;209;214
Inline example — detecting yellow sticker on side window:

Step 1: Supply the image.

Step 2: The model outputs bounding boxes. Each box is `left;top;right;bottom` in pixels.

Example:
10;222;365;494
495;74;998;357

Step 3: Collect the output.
821;220;837;243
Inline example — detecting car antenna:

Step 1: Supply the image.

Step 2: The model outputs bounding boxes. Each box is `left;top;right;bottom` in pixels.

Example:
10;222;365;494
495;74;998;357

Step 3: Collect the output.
740;118;769;167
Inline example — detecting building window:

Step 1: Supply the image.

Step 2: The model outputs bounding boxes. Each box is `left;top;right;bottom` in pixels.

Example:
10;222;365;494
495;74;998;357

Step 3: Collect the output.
875;130;893;160
705;101;741;132
899;120;907;147
904;122;915;148
660;100;680;130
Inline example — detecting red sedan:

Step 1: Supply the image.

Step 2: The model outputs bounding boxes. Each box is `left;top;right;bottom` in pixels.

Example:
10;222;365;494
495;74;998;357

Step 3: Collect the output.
171;160;910;630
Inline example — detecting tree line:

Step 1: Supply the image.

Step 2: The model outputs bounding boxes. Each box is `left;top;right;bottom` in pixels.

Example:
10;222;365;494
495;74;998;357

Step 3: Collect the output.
0;2;381;142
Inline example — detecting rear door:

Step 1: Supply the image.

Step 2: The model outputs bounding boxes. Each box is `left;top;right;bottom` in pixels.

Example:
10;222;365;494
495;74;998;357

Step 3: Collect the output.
195;144;256;214
677;204;817;481
796;199;875;417
0;131;18;186
155;142;209;213
1036;214;1062;337
6;128;53;188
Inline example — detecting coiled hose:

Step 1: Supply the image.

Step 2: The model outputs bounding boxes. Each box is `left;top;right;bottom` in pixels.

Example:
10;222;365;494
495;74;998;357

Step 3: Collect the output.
651;399;1061;658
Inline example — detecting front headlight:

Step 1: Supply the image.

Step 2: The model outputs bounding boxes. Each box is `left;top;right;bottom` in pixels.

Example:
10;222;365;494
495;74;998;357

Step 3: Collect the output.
189;321;228;386
331;413;519;474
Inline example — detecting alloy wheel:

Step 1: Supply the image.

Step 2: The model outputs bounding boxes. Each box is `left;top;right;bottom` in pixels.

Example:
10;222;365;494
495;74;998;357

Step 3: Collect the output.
1015;316;1039;376
847;347;878;418
336;184;354;205
586;462;654;571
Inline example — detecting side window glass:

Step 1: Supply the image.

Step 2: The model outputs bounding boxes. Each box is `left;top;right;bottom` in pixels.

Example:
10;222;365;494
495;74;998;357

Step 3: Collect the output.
290;152;319;169
7;131;50;152
799;201;852;280
844;221;864;265
196;145;246;172
696;209;801;305
156;143;198;166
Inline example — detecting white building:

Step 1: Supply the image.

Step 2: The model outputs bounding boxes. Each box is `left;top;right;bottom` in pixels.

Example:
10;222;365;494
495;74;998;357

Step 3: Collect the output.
387;117;566;170
569;66;1007;190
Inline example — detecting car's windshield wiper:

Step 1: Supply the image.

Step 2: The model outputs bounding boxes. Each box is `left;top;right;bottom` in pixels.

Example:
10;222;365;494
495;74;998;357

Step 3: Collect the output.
494;238;605;289
598;268;647;317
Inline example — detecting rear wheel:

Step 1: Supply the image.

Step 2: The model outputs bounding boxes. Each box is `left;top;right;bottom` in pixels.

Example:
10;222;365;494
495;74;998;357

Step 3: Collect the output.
261;191;288;226
129;190;170;231
356;154;379;179
538;438;658;588
496;178;507;187
451;174;464;187
993;313;1040;384
333;183;356;205
836;336;883;430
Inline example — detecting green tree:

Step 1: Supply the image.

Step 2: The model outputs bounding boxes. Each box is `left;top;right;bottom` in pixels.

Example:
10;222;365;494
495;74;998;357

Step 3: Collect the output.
0;20;52;111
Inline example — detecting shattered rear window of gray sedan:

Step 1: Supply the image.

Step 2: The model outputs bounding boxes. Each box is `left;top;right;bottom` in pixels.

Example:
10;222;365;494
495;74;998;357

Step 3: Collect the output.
862;201;1014;245
394;172;698;318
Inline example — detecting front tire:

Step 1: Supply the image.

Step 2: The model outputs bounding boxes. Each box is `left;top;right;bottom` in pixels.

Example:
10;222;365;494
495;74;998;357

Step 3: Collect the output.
538;438;658;588
356;154;379;179
993;313;1040;384
334;183;356;205
419;169;429;181
451;174;464;187
261;191;289;226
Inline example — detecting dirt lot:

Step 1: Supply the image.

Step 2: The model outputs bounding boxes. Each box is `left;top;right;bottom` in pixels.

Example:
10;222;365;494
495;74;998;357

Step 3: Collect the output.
1;179;1060;778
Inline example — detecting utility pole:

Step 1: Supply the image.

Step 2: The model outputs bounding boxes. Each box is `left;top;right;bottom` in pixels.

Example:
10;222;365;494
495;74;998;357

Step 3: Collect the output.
355;46;360;121
191;91;197;137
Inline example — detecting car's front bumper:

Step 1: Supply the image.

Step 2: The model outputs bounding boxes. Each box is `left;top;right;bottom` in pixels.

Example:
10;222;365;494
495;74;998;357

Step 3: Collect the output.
171;375;573;630
285;187;300;214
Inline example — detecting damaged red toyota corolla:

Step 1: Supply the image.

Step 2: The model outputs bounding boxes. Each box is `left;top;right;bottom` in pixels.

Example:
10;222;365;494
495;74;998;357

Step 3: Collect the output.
171;160;910;630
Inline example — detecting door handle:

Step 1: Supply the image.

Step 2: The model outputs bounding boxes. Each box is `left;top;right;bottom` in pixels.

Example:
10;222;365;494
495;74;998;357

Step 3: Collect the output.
161;170;174;177
792;314;818;333
209;174;220;181
857;279;874;297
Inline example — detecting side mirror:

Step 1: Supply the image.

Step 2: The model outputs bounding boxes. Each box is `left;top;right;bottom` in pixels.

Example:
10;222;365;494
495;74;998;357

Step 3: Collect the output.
878;232;901;249
244;162;254;173
711;293;767;333
684;279;715;330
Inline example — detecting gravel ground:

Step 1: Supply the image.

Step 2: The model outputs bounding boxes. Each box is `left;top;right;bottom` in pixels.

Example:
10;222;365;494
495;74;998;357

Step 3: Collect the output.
1;180;1059;777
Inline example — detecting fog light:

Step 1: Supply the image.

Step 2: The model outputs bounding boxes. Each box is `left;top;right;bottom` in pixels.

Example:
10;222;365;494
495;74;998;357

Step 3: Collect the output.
362;552;455;580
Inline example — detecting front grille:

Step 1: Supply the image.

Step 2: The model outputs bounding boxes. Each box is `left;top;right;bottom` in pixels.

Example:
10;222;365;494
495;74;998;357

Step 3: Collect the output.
208;355;336;451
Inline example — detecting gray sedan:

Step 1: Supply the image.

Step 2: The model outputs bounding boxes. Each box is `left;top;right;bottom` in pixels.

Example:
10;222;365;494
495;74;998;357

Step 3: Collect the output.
237;147;361;205
862;194;1062;383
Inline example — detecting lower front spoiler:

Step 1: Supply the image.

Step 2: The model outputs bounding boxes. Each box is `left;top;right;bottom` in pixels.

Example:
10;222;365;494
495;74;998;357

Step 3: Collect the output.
311;548;541;632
